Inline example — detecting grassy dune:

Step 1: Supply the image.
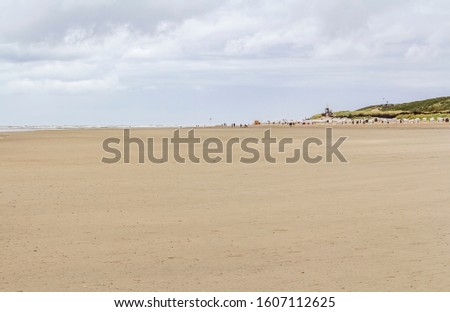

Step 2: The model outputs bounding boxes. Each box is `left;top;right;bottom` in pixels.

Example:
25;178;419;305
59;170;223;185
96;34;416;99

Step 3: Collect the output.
313;96;450;119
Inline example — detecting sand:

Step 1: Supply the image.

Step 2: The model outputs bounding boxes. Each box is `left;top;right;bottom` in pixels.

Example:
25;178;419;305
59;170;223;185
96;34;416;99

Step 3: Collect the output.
1;125;450;291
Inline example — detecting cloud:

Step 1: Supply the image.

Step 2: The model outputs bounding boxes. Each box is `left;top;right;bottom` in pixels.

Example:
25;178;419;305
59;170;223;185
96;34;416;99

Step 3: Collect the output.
0;0;450;95
5;76;119;93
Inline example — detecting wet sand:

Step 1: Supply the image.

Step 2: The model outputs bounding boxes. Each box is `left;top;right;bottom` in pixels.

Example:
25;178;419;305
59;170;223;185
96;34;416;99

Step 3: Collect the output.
1;125;450;291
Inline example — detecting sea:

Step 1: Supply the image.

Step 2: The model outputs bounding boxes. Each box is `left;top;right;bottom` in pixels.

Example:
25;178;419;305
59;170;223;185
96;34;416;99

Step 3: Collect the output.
0;125;176;132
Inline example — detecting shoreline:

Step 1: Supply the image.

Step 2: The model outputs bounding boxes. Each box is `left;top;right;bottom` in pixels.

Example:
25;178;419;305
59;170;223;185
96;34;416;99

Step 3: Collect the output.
1;122;449;134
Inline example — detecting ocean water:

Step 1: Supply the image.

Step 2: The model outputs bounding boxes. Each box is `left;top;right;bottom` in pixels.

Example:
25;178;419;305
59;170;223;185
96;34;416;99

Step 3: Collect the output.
0;125;174;132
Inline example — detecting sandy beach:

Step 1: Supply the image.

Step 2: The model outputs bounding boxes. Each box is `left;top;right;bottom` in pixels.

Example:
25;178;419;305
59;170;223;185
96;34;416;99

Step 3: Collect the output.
1;125;450;291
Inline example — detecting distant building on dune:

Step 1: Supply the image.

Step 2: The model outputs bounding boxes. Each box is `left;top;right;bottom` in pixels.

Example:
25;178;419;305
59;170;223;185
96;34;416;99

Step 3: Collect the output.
322;106;333;118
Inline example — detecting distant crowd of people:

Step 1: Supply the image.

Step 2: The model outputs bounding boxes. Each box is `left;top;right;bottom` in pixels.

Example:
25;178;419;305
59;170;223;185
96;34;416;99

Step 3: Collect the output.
194;117;449;128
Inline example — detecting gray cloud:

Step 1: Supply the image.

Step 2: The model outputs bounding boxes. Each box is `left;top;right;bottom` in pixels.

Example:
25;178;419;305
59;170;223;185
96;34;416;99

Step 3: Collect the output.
0;0;449;124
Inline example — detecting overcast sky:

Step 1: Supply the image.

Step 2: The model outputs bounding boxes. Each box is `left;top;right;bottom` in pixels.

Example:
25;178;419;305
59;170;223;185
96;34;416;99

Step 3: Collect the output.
1;0;450;126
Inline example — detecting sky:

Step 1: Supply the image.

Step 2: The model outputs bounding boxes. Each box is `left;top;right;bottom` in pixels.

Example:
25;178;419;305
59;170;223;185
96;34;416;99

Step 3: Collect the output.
1;0;450;126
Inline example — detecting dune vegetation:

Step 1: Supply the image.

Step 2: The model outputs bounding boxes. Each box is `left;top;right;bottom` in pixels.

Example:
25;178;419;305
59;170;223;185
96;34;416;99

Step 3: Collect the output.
312;96;450;119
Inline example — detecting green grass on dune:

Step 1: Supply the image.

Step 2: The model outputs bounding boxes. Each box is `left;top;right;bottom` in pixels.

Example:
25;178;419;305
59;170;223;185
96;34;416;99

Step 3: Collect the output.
312;96;450;119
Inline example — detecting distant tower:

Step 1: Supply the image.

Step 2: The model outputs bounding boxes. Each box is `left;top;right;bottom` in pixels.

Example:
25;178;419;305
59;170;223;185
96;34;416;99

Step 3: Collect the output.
323;105;333;117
